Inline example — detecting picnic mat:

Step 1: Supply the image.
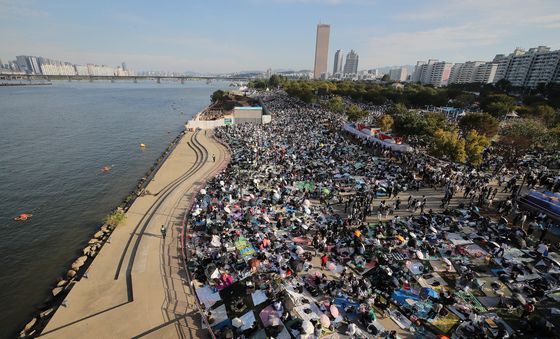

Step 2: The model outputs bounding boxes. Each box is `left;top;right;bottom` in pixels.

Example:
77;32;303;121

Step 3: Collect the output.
476;277;512;297
428;309;461;333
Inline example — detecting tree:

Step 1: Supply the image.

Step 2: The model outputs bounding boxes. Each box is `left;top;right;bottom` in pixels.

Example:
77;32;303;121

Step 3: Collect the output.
347;104;368;122
378;114;394;131
392;111;429;138
499;118;547;154
424;112;451;136
533;104;558;127
453;93;476;108
387;103;408;116
464;130;489;165
480;94;516;118
326;96;345;113
430;129;466;163
458;112;499;137
211;90;226;103
381;74;391;82
268;74;283;88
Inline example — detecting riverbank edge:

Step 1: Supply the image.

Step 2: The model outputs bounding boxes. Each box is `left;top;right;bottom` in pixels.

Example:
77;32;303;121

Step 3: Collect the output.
17;107;210;338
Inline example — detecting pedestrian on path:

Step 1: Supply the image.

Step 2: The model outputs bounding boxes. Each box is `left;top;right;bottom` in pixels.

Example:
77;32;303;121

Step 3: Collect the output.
212;154;216;162
161;225;167;239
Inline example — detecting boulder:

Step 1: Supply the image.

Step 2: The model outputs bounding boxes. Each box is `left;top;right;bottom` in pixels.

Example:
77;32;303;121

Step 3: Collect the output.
71;256;87;271
52;287;64;297
66;270;77;279
94;231;104;239
88;239;99;245
56;280;67;287
23;317;36;332
82;247;91;255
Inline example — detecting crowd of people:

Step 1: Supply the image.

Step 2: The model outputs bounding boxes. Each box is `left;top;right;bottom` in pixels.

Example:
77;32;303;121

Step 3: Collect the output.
185;91;560;339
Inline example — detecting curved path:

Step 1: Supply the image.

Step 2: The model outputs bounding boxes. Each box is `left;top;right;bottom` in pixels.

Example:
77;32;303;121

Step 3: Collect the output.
41;130;228;339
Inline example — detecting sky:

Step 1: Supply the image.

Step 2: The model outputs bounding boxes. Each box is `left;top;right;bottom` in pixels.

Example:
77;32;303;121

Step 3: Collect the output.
0;0;559;73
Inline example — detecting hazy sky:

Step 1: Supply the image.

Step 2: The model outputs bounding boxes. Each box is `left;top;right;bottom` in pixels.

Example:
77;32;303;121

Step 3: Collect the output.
1;0;559;73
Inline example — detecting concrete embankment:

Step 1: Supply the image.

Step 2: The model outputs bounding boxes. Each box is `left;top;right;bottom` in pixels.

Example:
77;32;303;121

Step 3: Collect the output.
36;129;228;338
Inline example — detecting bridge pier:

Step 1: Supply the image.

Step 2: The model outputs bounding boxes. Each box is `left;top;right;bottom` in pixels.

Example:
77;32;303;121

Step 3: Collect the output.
89;77;93;82
68;76;72;82
180;78;185;84
111;77;115;83
156;77;161;84
134;77;137;84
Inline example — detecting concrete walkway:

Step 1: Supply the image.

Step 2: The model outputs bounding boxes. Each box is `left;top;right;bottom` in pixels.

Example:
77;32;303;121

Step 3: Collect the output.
41;130;228;339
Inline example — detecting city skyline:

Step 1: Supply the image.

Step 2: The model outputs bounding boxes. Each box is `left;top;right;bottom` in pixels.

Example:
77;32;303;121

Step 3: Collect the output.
1;0;559;73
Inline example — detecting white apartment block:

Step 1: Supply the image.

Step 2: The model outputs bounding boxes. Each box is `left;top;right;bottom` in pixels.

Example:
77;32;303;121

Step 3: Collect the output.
412;59;452;87
40;62;77;76
473;62;498;84
388;67;408;82
491;46;560;87
448;61;497;84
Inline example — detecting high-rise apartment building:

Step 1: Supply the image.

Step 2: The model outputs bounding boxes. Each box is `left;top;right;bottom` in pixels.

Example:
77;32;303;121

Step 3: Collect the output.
412;59;451;86
388;67;408;82
449;61;497;84
313;24;330;79
473;62;498;84
343;50;359;75
491;46;560;87
333;49;343;75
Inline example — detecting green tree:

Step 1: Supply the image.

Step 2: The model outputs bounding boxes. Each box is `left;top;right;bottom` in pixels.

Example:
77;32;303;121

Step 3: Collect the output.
464;130;489;165
378;114;394;131
327;96;345;113
211;90;226;103
392;111;429;138
499;118;547;153
480;94;517;118
533;104;558;127
381;74;391;82
431;129;466;163
453;93;476;108
347;104;368;122
458;112;499;137
424;112;450;136
387;103;408;116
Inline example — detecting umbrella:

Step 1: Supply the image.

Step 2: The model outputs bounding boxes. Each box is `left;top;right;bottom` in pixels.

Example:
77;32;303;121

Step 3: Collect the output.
330;304;340;317
200;188;206;195
416;250;425;260
320;314;331;328
301;320;314;334
232;317;243;328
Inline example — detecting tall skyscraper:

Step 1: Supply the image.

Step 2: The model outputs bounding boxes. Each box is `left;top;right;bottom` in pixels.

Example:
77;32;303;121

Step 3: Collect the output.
333;50;343;75
122;62;127;71
313;24;330;79
343;50;359;75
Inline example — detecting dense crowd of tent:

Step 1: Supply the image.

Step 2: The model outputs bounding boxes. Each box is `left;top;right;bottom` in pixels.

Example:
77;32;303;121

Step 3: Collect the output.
185;91;560;339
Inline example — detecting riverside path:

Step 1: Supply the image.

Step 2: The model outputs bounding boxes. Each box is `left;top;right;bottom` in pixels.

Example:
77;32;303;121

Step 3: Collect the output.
41;130;228;338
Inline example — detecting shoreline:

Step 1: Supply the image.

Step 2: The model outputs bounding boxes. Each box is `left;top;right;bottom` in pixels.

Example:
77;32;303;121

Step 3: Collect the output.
18;108;208;337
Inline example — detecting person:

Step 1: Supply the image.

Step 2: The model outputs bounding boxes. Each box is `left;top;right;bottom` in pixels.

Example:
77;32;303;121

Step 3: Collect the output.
160;225;167;239
212;154;216;162
321;253;329;269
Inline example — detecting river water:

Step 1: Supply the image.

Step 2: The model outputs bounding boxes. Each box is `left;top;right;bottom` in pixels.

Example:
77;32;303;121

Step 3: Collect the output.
0;80;228;337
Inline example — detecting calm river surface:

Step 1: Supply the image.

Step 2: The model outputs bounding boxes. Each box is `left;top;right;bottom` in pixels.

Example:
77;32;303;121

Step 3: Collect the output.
0;80;228;337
